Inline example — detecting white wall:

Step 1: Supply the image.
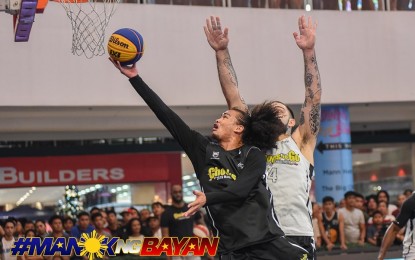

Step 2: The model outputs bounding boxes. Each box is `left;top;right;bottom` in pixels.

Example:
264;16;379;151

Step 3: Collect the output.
1;5;415;107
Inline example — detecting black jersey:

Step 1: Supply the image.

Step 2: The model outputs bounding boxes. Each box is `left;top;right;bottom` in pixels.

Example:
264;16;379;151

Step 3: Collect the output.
394;192;415;258
129;76;284;254
321;212;339;245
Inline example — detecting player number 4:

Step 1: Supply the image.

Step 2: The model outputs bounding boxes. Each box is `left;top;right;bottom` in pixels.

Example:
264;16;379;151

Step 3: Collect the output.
268;167;277;183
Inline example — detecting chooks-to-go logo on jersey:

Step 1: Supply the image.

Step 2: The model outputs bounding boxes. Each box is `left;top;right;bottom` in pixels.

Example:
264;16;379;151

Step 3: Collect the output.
10;231;219;258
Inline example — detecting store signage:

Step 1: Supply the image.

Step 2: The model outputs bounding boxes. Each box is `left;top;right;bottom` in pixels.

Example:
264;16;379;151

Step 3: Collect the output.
0;153;181;188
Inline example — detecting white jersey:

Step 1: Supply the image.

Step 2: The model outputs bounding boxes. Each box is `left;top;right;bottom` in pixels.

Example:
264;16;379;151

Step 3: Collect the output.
266;136;314;236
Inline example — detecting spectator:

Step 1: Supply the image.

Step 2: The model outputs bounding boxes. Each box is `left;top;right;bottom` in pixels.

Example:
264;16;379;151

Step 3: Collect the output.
23;221;35;233
322;0;339;9
99;210;109;229
105;210;120;236
120;208;134;226
140;208;152;236
46;216;70;260
89;207;100;216
126;218;144;241
35;220;47;239
392;194;407;217
14;220;23;238
161;185;198;260
339;199;346;209
63;217;75;235
148;216;162;238
1;219;17;260
404;189;413;198
376;201;396;224
338;191;366;247
377;190;398;215
70;212;94;239
129;207;140;220
319;196;341;251
355;192;369;222
367;210;388;247
17;229;43;260
366;195;378;218
90;213;111;238
151;202;165;219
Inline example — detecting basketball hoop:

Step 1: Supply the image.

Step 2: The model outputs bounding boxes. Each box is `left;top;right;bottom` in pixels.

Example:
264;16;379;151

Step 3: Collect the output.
56;0;120;58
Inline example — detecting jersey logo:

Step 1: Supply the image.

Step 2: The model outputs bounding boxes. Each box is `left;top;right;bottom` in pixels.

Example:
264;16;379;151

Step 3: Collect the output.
237;162;244;169
266;150;300;165
211;151;220;160
208;167;236;181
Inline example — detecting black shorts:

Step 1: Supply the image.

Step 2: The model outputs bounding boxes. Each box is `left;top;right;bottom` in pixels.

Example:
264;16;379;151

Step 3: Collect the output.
219;236;309;260
286;236;316;260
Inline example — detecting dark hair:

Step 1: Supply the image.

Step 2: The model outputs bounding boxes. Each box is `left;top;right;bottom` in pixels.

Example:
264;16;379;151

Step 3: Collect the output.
126;218;142;236
77;211;90;219
89;207;100;214
242;102;285;150
48;215;63;225
344;191;356;199
354;192;364;200
322;196;335;204
151;202;164;209
372;210;383;218
106;209;117;216
377;190;390;203
366;194;377;202
63;216;75;225
3;219;15;228
35;220;45;225
404;189;413;195
25;229;36;237
91;213;103;222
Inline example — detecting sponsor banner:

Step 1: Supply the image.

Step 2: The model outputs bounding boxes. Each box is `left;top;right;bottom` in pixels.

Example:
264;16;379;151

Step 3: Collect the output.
314;105;354;202
0;153;181;188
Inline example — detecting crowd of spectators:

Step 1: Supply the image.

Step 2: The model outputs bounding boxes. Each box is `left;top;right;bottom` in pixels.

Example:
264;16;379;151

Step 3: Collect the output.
0;186;212;260
312;188;413;252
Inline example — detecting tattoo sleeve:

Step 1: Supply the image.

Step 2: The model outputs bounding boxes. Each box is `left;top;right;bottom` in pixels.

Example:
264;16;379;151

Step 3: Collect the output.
301;51;322;136
216;49;247;111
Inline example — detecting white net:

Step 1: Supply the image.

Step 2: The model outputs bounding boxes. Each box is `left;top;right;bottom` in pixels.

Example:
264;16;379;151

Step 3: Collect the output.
58;0;120;58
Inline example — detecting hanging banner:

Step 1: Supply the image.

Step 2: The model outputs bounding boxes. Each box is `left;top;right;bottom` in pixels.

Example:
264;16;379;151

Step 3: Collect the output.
0;152;181;188
314;105;354;203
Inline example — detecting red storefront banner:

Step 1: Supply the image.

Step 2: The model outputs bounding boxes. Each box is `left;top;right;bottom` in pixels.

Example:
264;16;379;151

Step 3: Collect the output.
0;153;182;188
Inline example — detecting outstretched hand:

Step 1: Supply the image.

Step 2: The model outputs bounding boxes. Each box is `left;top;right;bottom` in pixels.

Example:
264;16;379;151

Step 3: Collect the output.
293;15;317;52
184;190;206;217
204;16;229;52
108;57;138;79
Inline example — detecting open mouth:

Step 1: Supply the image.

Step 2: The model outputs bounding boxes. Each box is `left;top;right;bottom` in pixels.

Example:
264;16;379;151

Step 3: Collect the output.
212;123;219;131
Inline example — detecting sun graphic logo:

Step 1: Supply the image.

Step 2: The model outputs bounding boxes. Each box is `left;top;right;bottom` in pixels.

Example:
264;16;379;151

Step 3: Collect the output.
77;230;109;260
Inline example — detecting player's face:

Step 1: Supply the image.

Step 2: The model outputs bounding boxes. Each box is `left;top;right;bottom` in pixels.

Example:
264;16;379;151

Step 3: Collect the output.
272;102;295;134
212;110;242;141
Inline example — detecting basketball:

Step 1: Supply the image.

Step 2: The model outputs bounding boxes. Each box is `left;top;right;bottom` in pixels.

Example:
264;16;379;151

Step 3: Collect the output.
107;28;144;66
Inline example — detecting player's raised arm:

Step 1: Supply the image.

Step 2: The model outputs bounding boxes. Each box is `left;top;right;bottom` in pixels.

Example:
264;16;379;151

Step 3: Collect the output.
292;15;322;162
204;16;247;112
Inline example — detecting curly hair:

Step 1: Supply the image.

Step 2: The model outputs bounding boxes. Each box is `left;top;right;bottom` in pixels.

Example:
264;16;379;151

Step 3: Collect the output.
242;101;285;150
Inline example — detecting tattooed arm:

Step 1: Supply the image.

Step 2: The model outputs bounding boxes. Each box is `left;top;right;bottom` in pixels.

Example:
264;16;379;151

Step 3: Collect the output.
292;16;321;164
204;16;247;111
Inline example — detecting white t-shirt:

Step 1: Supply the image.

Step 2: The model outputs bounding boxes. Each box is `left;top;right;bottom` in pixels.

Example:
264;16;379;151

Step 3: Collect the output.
2;237;17;260
338;207;365;243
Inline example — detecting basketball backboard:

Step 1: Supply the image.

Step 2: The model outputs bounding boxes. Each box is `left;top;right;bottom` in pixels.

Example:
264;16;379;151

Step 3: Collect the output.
0;0;22;14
